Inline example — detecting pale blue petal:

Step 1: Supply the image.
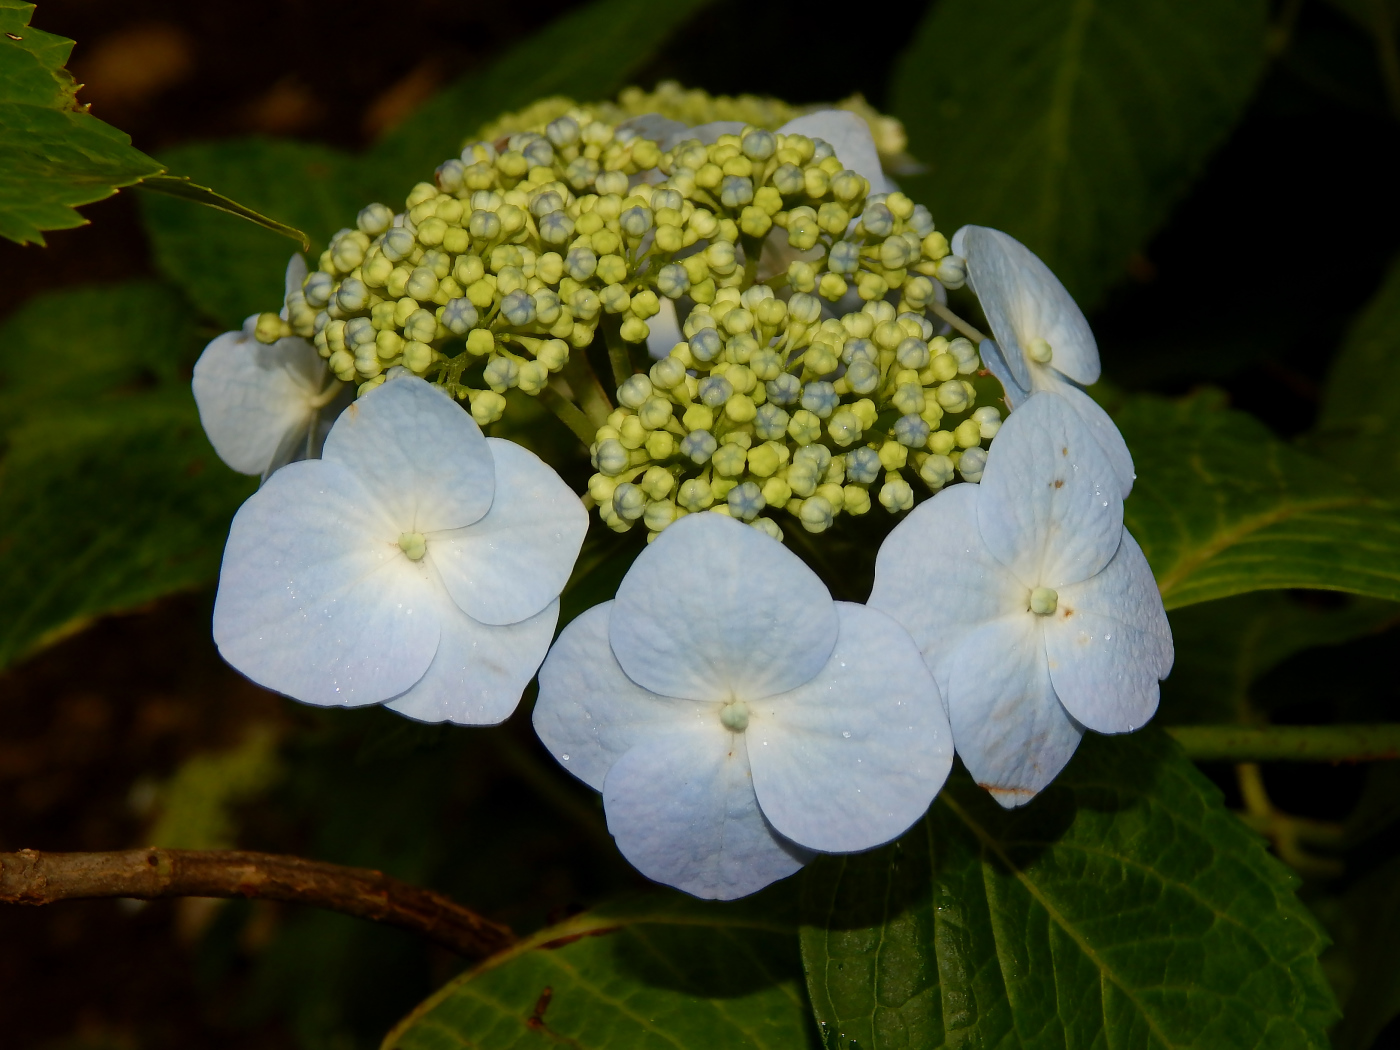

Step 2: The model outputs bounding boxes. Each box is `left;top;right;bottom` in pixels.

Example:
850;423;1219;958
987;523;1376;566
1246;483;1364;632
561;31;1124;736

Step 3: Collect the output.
323;375;494;534
978;391;1124;589
947;615;1083;808
609;513;839;703
212;460;441;707
868;484;1023;691
534;602;712;791
978;338;1028;408
645;295;682;360
1044;530;1173;733
778;111;893;194
603;728;812;900
661;120;747;150
1038;383;1136;498
385;597;558;726
749;604;951;853
432;438;587;626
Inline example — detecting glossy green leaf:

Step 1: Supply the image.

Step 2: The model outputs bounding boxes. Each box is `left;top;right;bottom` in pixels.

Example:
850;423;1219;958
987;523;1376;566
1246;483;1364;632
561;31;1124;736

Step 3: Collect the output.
140;138;365;328
361;0;715;198
0;283;252;668
0;2;162;244
382;893;815;1050
891;0;1269;304
800;730;1337;1049
1116;390;1400;609
136;174;310;250
1316;252;1400;497
1159;591;1398;724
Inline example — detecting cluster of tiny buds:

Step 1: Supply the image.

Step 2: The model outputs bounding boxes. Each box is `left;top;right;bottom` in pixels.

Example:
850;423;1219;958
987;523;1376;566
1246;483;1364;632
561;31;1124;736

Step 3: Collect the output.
589;292;1000;541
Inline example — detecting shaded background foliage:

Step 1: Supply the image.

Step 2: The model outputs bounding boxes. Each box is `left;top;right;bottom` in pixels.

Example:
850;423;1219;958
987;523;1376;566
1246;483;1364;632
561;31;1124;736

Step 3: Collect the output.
2;0;1400;1048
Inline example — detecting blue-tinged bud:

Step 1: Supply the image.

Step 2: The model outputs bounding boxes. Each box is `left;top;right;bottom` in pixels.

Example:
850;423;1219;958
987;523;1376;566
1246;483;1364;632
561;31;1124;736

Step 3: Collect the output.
656;263;690;299
652;188;683;212
828;240;861;274
801;381;839;418
766;372;801;405
596;170;629;196
845;446;881;484
771;163;805;195
345;316;375;347
899;311;934;340
741;129;777;160
539;210;574;245
896;337;930;369
650;356;687;389
845;358;879;395
565;156;599;189
620;205;654;238
436;159;465;193
935;255;967;288
720;175;754;208
959;446;988;482
879;477;914;512
382;226;416;262
530;191;565;217
681;430;718;464
861;202;895;237
799;495;835;533
304;271;334;307
357;203;394;236
617;373;654;408
909;204;935;237
565;246;598;280
951;337;980;373
336;278;368;313
689;327;723;363
546;115;580;147
699;375;733;407
469;210;503;240
727;481;766;521
894;414;931;447
500;290;537;326
753;403;790;440
613;482;647;521
404;308;436;343
484;355;520;392
522;138;555;167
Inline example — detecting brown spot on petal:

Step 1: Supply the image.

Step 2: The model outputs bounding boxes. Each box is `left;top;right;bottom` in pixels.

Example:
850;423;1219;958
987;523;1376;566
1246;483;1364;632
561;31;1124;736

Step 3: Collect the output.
1062;606;1074;617
1054;479;1064;488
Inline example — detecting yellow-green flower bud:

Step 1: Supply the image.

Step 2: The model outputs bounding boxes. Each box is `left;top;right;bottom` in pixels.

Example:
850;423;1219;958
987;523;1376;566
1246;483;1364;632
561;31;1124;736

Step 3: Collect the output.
879;441;908;471
787;409;823;445
470;390;507;426
466;329;495;356
645;430;676;461
798;495;835;533
683;404;715;431
879;477;914;512
954;418;983;448
677;478;714;511
919;453;955;490
843;485;872;515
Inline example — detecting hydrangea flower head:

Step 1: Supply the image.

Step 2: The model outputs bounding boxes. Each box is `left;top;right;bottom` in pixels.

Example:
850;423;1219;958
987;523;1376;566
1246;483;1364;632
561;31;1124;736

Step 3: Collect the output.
213;374;588;724
952;225;1134;495
193;256;347;479
869;392;1172;807
534;512;951;899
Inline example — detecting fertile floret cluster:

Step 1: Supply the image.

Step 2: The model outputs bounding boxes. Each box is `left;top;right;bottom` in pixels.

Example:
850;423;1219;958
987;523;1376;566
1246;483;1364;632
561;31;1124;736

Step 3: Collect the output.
249;99;994;539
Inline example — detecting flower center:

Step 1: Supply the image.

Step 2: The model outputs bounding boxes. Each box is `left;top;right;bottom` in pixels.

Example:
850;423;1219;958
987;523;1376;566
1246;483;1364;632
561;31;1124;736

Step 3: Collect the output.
398;532;427;561
1026;337;1054;363
719;700;751;732
1030;586;1058;616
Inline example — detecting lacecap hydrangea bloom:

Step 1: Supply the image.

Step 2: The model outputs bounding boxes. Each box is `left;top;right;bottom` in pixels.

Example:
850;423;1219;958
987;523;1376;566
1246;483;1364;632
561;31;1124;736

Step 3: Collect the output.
869;392;1172;806
213;374;587;724
953;225;1135;496
534;512;951;899
193;255;349;479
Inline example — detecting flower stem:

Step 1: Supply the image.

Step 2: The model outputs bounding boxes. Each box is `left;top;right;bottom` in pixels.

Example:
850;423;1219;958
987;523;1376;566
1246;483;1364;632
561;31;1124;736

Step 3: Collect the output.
1166;724;1400;762
929;300;988;344
601;318;634;390
559;353;614;428
539;385;598;446
0;848;515;958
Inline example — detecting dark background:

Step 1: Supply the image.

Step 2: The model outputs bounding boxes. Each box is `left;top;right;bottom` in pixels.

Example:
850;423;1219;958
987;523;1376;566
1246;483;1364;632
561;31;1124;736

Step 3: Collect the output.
2;1;1399;1047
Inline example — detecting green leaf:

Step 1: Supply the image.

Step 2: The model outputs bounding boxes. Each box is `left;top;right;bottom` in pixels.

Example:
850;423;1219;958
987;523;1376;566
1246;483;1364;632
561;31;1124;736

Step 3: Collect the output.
800;730;1337;1049
362;0;715;198
382;893;815;1050
136;174;310;250
1316;252;1400;497
0;283;253;668
891;0;1269;305
1159;591;1398;724
140;138;365;328
1116;390;1400;609
1325;856;1400;1050
0;3;162;244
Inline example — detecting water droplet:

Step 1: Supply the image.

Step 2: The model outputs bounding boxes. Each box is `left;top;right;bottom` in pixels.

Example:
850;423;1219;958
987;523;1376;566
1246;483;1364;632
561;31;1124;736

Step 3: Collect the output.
561;753;570;761
842;731;851;738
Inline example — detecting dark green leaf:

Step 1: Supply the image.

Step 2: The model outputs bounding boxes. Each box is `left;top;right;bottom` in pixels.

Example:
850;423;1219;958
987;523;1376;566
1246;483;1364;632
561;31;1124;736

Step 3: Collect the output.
139;138;365;328
0;390;253;667
1316;252;1400;497
891;0;1269;305
1117;390;1400;608
0;283;252;668
362;0;716;199
1159;591;1398;724
800;730;1337;1049
382;893;814;1050
136;174;310;250
1325;856;1400;1050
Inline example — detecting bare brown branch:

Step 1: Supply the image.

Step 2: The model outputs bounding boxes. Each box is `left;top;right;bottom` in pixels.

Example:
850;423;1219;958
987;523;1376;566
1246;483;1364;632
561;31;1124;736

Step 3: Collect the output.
0;848;515;958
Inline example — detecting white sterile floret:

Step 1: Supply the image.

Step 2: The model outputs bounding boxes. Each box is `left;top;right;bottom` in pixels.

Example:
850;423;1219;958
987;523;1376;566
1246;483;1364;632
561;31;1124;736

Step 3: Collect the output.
213;375;588;725
951;225;1135;496
869;392;1172;808
533;513;951;900
193;256;347;479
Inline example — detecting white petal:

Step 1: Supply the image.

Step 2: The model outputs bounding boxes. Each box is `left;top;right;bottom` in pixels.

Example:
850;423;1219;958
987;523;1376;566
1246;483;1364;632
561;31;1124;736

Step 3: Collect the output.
282;253;307;314
212;460;440;707
1044;530;1173;733
978;391;1124;588
431;438;587;626
603;728;811;900
748;604;952;853
946;616;1083;808
1039;383;1135;498
609;513;839;703
868;484;1024;690
953;225;1099;389
384;597;558;726
323;375;494;533
534;602;713;791
978;339;1028;408
645;296;683;360
661;120;747;150
192;325;326;476
618;113;689;145
778;111;892;194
